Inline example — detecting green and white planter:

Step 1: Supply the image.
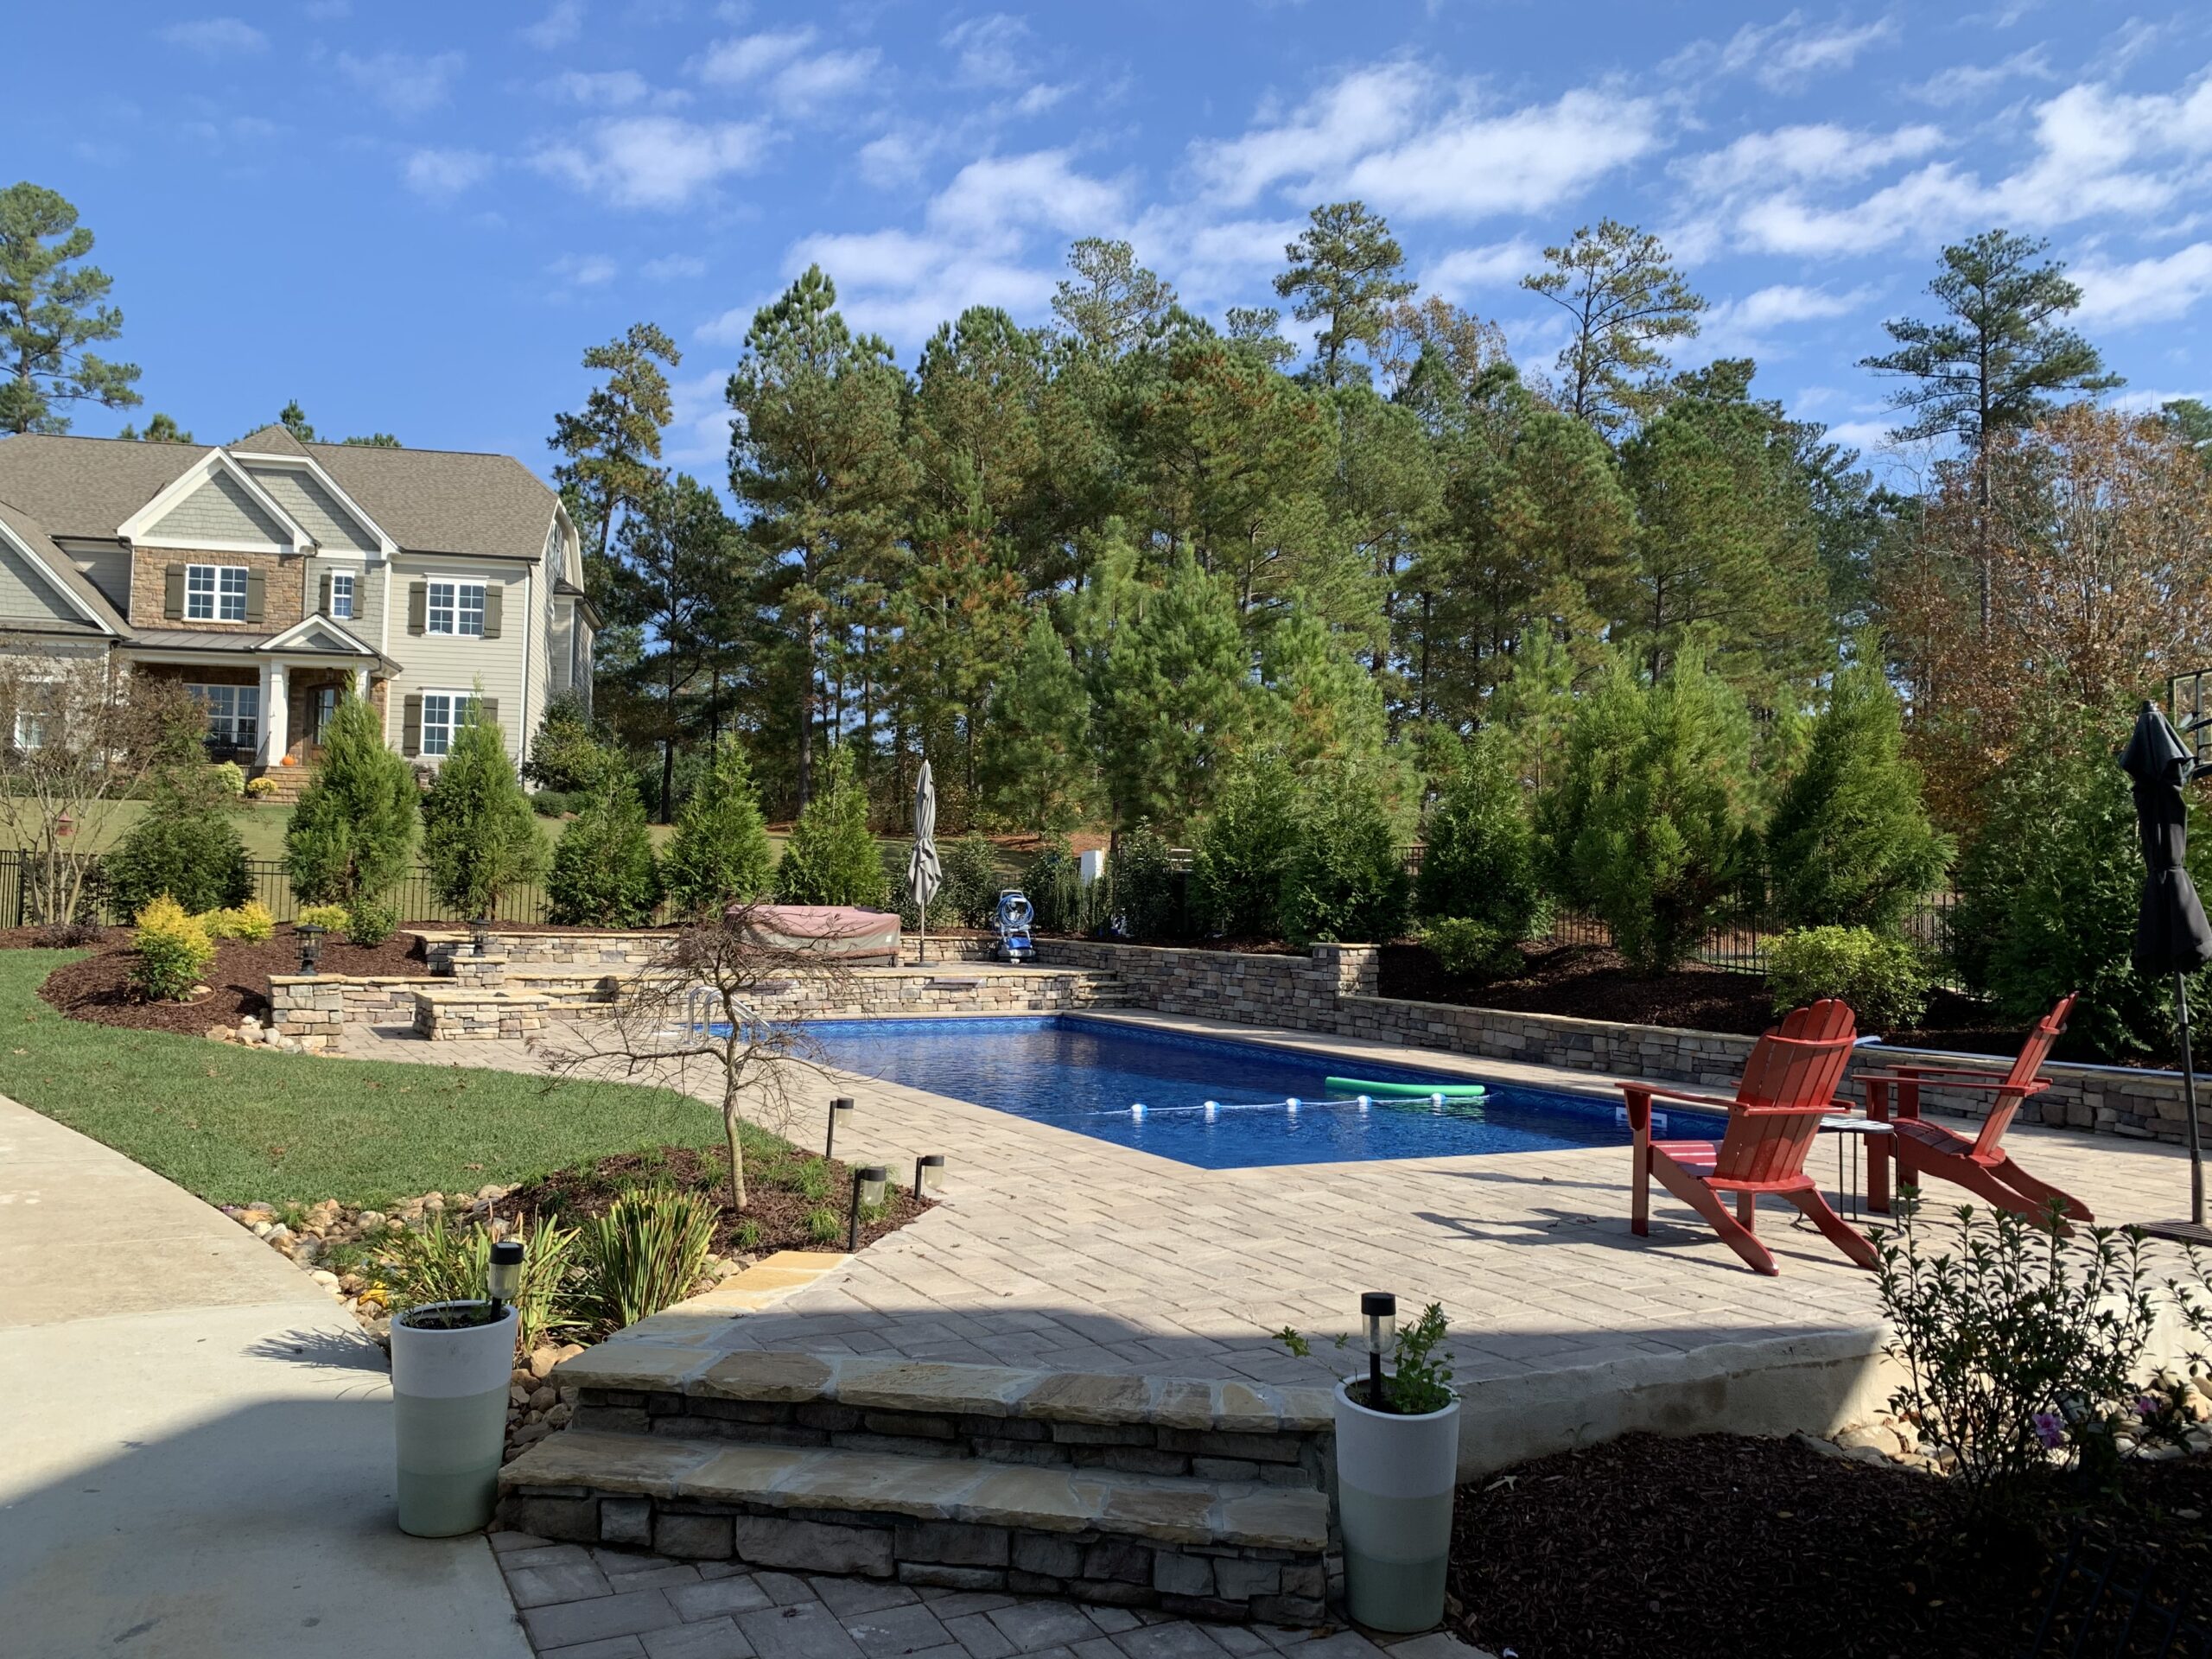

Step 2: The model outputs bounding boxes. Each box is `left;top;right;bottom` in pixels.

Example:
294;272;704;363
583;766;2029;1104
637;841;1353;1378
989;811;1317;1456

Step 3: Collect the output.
1332;1377;1461;1632
391;1301;517;1537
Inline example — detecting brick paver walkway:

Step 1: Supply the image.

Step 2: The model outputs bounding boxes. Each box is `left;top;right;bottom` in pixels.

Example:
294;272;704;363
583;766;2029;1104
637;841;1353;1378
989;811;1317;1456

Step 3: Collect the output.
489;1530;1492;1659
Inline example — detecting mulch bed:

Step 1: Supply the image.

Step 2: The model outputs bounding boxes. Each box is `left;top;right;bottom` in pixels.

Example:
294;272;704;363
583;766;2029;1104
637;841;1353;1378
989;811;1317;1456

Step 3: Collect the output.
1450;1433;2212;1659
491;1143;934;1258
35;925;428;1035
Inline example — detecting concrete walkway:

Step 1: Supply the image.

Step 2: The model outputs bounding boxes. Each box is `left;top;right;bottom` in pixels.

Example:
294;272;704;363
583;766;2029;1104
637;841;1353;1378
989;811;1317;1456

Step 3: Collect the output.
0;1095;530;1659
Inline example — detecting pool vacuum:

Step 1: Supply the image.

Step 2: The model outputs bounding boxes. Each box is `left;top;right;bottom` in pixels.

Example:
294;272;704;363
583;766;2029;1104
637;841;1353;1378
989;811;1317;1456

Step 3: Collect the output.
994;890;1036;963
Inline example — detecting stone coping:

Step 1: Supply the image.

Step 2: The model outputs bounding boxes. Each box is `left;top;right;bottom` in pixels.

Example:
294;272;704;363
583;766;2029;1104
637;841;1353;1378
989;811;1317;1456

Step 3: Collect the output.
498;1432;1327;1553
554;1346;1335;1437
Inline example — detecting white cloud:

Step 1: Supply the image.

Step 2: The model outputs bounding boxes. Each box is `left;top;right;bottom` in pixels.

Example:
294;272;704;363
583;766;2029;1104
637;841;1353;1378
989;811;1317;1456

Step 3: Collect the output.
404;147;493;198
1190;63;1424;209
1678;124;1946;198
944;14;1032;88
549;70;661;108
2074;243;2212;326
644;253;708;281
338;49;466;118
696;28;814;84
533;116;768;208
927;150;1128;240
1420;240;1540;300
694;27;879;114
1699;283;1877;357
303;0;351;17
1012;83;1070;118
522;0;585;49
549;253;619;288
1906;48;2054;106
769;50;878;110
1713;12;1899;92
159;17;267;56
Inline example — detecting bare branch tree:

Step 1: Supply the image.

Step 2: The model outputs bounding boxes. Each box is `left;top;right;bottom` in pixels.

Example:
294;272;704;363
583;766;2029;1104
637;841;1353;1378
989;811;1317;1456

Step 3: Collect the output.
0;660;199;925
542;904;861;1210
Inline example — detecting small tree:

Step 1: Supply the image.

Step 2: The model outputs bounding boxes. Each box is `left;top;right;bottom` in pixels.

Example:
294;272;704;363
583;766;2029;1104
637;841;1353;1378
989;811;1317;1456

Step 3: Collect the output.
419;707;550;919
661;741;774;918
543;910;855;1210
1415;729;1547;943
1277;761;1411;946
776;746;886;907
286;688;417;910
105;747;251;921
1190;752;1298;938
1766;659;1951;932
548;754;660;925
0;662;192;924
521;690;606;793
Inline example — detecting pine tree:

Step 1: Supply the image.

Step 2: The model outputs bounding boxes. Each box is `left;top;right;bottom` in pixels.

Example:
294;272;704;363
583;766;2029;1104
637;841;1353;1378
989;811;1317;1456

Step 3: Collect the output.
0;182;142;434
420;709;550;918
286;689;417;908
548;322;681;577
1521;219;1705;439
1766;659;1951;932
548;754;660;926
775;746;887;907
1416;729;1546;942
979;613;1095;832
662;741;775;917
1273;201;1415;389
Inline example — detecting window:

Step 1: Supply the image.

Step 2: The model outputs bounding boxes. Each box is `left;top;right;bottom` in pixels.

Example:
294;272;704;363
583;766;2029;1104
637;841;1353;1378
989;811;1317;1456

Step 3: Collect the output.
427;580;485;637
418;690;485;757
187;683;260;750
13;683;58;751
186;563;249;622
329;572;354;620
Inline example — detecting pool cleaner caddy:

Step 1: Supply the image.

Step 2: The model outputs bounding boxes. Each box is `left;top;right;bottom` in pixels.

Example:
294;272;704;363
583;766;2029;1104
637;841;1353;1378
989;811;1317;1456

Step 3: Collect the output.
994;890;1035;963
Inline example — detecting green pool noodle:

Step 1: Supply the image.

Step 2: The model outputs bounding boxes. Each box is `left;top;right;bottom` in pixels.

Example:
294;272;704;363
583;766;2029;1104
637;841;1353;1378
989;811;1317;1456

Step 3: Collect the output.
1325;1076;1487;1099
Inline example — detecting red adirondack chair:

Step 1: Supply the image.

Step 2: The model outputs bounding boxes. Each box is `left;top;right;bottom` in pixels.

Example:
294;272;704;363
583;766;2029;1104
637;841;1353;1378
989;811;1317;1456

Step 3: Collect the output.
1860;994;2090;1226
1622;999;1875;1276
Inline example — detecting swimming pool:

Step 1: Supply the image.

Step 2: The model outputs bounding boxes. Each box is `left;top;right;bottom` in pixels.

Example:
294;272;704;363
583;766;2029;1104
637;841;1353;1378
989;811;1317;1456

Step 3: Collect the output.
795;1014;1728;1169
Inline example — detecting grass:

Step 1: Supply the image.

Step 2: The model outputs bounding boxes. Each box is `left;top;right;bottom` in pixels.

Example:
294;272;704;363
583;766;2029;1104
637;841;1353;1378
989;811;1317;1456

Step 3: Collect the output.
4;800;702;859
0;947;800;1207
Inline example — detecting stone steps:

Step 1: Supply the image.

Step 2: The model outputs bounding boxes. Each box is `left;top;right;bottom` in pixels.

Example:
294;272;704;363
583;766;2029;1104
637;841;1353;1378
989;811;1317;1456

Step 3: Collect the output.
499;1350;1336;1623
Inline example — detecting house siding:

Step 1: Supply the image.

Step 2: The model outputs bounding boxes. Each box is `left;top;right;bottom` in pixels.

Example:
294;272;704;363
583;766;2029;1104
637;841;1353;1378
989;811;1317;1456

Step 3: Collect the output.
146;470;291;547
245;466;380;553
0;539;92;629
61;542;130;613
383;555;530;762
128;544;305;632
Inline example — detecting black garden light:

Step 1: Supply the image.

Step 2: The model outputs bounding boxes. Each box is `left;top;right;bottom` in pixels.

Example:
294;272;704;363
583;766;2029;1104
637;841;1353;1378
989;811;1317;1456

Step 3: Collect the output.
849;1165;888;1251
913;1154;945;1199
296;922;327;974
1361;1290;1395;1410
468;915;493;957
825;1096;854;1157
486;1237;524;1317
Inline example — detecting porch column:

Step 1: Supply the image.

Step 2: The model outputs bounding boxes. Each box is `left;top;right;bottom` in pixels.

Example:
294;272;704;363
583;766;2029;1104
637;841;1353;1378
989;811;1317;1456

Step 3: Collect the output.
260;659;288;766
353;667;370;701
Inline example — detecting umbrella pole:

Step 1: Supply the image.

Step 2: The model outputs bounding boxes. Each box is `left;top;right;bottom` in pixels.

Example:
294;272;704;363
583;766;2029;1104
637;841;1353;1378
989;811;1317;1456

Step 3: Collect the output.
2183;974;2205;1228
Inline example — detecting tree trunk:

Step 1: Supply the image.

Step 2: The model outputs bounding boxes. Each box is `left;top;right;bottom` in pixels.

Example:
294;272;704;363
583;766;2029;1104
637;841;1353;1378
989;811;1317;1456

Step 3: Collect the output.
722;1087;747;1211
798;607;818;809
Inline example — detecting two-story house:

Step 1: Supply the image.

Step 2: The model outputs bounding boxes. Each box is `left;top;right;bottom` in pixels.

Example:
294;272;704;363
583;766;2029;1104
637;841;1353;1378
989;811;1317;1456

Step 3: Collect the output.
0;423;594;789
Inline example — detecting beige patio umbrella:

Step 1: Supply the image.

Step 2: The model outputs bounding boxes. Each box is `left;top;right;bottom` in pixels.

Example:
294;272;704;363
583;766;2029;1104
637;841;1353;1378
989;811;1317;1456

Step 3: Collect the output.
906;760;941;967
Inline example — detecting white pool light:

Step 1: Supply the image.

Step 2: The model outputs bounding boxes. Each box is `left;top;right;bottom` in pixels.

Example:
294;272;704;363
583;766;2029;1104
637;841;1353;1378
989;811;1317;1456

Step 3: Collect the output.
1130;1102;1146;1119
1357;1095;1371;1112
1286;1096;1300;1115
1204;1100;1218;1120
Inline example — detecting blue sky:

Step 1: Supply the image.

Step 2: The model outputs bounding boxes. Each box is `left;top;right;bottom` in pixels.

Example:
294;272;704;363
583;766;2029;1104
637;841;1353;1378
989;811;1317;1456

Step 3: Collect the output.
8;2;2211;489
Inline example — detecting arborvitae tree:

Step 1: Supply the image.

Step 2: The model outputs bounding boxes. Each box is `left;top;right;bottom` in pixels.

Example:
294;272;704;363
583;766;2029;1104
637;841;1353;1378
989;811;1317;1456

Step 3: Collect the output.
105;758;251;920
420;709;550;918
978;613;1095;832
548;753;660;925
661;741;775;918
1190;752;1299;939
1540;656;1755;975
1415;728;1547;943
775;746;887;907
522;690;607;793
1765;659;1951;933
286;689;417;908
1276;760;1411;945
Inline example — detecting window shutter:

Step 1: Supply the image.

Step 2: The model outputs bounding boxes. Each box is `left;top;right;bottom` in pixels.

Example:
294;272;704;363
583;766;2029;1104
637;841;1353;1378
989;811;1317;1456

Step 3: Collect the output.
245;569;265;624
402;695;422;757
407;582;426;635
164;564;185;620
477;697;499;733
480;585;502;639
319;573;332;615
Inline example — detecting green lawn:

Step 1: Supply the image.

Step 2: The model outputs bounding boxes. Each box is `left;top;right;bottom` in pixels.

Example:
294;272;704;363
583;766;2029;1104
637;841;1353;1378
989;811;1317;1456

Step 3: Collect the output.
0;948;755;1207
7;801;702;860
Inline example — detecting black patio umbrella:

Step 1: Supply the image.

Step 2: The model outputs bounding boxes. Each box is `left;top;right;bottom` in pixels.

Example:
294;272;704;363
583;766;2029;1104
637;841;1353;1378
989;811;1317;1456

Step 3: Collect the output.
2120;700;2212;1234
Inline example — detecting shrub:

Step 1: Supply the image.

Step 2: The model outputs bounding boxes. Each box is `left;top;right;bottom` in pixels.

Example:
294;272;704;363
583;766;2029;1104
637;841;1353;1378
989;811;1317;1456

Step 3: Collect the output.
130;894;213;1001
209;761;246;798
1190;753;1297;938
548;762;660;926
35;919;104;948
420;708;550;919
105;763;251;920
777;747;887;908
936;834;1001;929
521;690;605;793
582;1188;718;1331
1877;1197;2160;1517
1424;917;1523;982
296;902;350;931
1539;656;1754;976
379;1213;583;1353
200;900;275;943
1022;835;1092;936
1766;925;1929;1029
245;776;279;800
286;690;417;910
1766;659;1951;933
1277;764;1410;946
345;898;397;946
1109;822;1179;941
529;790;577;818
660;742;774;918
1416;729;1548;944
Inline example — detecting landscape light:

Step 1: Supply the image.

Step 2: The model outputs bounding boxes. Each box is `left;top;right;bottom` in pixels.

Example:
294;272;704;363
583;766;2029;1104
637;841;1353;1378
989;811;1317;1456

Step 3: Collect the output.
849;1165;888;1251
826;1096;854;1157
1361;1290;1396;1409
913;1154;944;1199
296;922;326;974
486;1238;524;1313
468;915;493;957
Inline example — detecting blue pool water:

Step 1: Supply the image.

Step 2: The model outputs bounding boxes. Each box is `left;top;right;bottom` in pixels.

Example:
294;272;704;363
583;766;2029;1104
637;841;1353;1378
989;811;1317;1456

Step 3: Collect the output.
791;1014;1729;1169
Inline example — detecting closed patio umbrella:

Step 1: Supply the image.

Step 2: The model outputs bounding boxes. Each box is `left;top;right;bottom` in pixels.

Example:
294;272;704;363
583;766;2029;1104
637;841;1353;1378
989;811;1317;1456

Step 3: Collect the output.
2120;700;2212;1236
906;760;941;968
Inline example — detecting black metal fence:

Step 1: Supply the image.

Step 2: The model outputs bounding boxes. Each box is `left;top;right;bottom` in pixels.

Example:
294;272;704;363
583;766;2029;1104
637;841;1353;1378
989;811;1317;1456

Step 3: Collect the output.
1532;887;1963;985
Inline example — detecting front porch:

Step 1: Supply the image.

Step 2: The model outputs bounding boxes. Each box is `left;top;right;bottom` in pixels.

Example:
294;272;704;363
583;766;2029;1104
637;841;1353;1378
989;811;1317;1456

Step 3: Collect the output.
123;620;394;784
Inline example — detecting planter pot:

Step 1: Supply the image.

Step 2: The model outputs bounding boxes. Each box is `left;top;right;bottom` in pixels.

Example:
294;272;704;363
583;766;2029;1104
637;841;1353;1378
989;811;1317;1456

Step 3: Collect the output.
1332;1376;1461;1633
390;1301;517;1537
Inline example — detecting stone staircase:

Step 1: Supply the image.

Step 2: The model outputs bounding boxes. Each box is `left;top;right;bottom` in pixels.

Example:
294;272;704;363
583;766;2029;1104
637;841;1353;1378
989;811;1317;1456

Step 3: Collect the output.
498;1348;1335;1624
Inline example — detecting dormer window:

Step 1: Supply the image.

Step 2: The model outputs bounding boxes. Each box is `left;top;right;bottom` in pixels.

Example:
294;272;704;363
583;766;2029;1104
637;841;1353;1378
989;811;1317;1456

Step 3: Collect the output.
186;564;249;622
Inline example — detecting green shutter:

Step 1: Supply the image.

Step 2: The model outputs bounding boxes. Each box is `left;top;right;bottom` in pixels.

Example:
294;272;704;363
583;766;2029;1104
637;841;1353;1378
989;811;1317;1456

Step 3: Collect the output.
480;584;502;639
402;695;422;757
407;582;426;635
319;573;332;615
163;564;185;620
476;697;499;733
245;569;265;624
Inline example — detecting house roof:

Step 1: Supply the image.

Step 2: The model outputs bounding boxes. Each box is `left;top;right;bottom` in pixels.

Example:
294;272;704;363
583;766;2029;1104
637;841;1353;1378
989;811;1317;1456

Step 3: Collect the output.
0;431;561;564
0;495;130;635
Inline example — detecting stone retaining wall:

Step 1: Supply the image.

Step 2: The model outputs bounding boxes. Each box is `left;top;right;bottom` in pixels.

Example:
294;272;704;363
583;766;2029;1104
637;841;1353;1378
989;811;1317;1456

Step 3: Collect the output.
413;988;550;1042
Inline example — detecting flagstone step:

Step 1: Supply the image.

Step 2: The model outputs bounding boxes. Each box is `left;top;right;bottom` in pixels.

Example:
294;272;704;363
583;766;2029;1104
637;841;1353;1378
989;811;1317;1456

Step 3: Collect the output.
498;1430;1329;1623
553;1347;1335;1490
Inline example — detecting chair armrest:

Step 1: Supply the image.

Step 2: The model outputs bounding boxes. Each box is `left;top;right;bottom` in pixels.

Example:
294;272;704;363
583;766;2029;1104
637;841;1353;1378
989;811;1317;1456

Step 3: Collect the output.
1859;1067;2044;1093
1618;1082;1741;1113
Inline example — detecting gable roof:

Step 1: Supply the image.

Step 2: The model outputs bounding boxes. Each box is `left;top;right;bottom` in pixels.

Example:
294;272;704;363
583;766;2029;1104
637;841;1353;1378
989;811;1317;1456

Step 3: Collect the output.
0;497;130;635
0;432;561;564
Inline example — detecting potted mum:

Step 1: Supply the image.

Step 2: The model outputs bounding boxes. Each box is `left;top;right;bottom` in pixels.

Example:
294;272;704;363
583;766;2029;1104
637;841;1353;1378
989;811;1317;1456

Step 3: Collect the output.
1279;1294;1459;1631
389;1238;523;1537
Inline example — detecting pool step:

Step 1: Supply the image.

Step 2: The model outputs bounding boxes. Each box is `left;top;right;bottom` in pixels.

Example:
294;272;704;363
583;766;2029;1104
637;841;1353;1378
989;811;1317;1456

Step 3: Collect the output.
499;1351;1335;1622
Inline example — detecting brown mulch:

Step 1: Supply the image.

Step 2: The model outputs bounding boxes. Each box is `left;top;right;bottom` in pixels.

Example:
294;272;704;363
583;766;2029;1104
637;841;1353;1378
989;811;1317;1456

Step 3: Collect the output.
1449;1433;2212;1659
491;1143;934;1258
35;925;428;1034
